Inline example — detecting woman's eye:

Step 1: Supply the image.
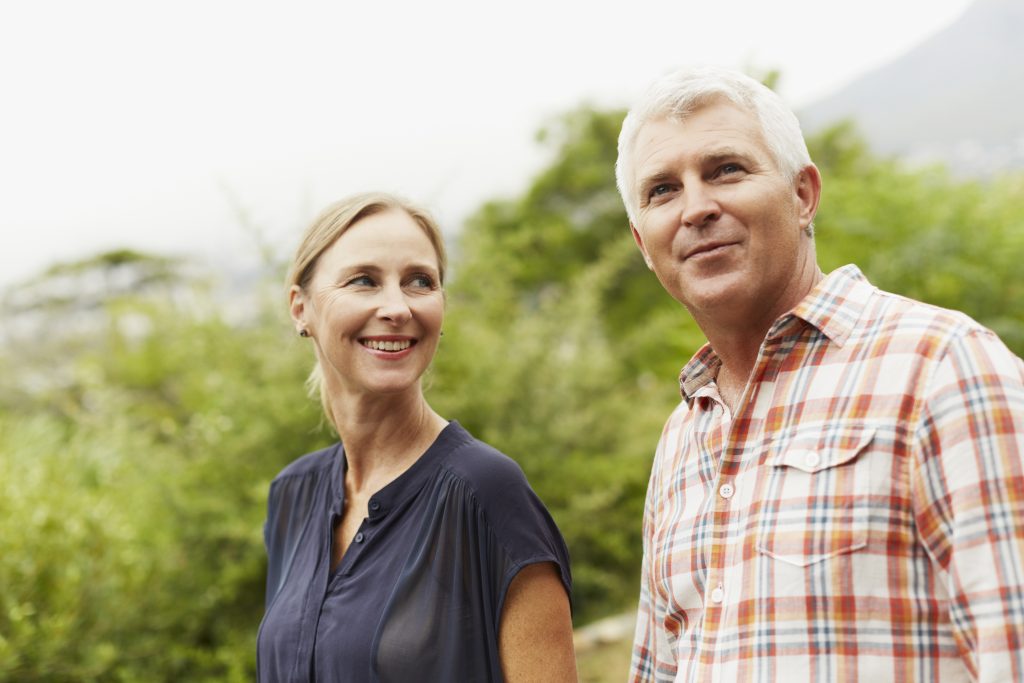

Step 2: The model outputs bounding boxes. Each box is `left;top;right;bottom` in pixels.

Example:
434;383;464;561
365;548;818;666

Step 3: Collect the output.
408;274;435;289
346;275;375;287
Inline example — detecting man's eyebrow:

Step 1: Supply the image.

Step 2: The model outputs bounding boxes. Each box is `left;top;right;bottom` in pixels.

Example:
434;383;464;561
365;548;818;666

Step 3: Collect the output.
637;170;677;191
638;147;754;183
700;147;752;164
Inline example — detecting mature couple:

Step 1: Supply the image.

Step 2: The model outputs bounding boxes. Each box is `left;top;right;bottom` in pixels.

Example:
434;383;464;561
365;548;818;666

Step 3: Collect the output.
256;67;1024;682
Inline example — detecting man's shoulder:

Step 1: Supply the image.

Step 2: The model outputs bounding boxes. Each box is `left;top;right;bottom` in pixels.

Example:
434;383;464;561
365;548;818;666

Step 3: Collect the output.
861;284;992;345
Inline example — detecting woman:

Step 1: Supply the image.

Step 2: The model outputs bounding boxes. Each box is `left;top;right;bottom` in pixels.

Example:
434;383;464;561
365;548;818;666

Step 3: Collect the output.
257;192;577;682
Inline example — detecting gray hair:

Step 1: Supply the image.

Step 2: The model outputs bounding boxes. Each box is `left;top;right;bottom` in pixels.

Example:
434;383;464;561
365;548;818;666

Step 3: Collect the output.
615;66;813;226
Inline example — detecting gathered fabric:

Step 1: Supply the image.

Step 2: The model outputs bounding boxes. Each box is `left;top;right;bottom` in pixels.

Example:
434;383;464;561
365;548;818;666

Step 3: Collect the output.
259;421;571;683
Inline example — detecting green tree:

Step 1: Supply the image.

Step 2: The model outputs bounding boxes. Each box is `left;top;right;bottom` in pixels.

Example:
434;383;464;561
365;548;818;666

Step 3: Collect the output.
1;95;1021;681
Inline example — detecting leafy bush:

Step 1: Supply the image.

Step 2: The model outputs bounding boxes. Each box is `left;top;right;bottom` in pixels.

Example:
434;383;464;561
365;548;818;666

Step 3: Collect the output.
1;107;1021;680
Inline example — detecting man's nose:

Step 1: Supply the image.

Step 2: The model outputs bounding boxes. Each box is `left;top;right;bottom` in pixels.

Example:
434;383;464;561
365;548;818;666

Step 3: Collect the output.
680;184;721;228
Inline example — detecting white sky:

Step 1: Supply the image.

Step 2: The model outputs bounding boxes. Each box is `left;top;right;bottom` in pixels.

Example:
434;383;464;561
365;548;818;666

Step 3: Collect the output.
0;0;974;289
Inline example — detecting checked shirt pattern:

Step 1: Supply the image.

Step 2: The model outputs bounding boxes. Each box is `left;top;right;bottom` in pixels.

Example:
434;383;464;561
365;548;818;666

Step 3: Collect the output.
630;265;1024;682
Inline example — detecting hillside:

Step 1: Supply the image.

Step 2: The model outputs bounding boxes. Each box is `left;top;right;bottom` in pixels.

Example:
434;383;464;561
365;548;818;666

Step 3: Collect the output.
799;0;1024;172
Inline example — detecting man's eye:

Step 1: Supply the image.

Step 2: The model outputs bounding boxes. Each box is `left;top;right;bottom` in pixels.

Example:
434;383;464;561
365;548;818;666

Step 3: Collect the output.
719;163;742;176
649;184;674;198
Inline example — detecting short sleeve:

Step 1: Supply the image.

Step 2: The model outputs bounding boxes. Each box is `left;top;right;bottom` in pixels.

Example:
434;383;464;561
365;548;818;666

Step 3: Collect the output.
372;437;571;682
461;444;573;608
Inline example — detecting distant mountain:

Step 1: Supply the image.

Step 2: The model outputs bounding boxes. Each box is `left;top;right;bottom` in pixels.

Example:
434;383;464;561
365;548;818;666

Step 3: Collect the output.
799;0;1024;173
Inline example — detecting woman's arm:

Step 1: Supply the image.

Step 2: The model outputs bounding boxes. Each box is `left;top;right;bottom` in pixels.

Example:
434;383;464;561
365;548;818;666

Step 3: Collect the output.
499;562;578;682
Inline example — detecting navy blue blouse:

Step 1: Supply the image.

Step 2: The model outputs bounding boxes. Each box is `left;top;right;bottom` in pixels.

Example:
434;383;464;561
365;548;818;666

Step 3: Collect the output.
257;421;572;682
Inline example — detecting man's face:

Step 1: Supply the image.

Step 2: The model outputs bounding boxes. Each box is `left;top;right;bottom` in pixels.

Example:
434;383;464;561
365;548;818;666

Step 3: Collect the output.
629;100;818;327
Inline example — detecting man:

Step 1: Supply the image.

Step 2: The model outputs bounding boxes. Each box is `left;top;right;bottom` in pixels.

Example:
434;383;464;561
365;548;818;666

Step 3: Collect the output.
616;66;1024;682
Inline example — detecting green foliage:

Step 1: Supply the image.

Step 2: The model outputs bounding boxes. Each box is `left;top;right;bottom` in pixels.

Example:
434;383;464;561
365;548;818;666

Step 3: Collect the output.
435;105;703;620
432;237;678;619
1;268;330;681
1;101;1022;680
809;121;1024;352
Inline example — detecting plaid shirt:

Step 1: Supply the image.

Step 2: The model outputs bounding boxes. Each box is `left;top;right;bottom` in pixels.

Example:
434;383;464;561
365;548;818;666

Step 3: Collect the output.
630;265;1024;682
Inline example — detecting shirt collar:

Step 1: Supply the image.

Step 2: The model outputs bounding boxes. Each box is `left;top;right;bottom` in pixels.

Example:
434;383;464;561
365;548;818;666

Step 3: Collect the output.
334;420;472;519
678;264;873;402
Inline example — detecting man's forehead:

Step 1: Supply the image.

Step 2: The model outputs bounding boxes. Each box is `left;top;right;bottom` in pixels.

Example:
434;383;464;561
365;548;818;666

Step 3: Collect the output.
632;106;765;169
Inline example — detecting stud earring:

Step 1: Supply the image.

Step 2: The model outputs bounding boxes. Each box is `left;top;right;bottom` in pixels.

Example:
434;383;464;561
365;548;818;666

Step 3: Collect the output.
299;328;310;337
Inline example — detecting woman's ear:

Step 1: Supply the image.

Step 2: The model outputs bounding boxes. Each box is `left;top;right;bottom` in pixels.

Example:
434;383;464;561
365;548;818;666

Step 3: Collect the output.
289;285;309;335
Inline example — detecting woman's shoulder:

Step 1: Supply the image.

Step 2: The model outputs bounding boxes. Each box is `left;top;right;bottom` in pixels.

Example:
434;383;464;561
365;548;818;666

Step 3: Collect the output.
440;422;532;497
440;422;570;581
269;442;340;488
439;423;560;537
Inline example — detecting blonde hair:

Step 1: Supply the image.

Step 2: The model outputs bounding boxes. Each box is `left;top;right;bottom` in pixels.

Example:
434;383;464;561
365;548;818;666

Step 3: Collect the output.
287;192;448;430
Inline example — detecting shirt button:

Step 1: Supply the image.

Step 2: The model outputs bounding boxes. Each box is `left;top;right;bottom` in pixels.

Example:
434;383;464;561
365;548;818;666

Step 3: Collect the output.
354;532;364;543
369;499;381;512
719;483;734;499
804;451;821;469
710;584;724;603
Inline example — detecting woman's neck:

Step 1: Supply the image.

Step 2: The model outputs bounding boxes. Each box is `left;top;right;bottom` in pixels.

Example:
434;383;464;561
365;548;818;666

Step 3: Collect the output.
331;389;447;495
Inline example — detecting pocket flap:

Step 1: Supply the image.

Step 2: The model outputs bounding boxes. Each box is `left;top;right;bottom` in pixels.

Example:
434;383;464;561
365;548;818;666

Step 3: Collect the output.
771;426;875;474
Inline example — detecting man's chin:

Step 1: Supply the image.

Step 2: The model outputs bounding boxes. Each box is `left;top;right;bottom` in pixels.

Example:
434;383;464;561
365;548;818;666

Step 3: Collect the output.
673;273;747;312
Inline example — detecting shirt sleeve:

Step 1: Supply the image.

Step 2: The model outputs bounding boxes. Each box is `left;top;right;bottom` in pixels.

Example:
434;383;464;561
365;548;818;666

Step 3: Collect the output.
373;446;572;683
911;328;1024;682
629;469;658;682
629;417;676;683
470;450;573;606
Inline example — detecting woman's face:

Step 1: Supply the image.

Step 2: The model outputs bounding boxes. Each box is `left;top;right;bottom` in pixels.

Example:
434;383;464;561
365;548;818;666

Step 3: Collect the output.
292;209;444;400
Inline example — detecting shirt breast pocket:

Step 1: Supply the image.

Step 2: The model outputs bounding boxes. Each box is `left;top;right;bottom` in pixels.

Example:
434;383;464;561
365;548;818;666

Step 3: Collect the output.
755;425;874;568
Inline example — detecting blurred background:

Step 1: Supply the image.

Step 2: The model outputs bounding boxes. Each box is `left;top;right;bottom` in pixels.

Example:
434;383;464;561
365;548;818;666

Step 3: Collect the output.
2;0;1022;680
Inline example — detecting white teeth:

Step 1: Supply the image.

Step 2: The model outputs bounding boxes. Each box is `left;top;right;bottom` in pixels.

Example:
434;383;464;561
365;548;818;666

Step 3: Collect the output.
363;339;412;352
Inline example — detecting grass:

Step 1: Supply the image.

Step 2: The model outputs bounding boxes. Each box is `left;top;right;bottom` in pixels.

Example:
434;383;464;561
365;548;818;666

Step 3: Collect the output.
574;611;634;682
577;634;633;682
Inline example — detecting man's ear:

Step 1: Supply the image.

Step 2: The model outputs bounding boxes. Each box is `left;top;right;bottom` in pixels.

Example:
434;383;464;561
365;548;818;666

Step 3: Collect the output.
795;164;822;231
289;285;309;334
631;223;655;270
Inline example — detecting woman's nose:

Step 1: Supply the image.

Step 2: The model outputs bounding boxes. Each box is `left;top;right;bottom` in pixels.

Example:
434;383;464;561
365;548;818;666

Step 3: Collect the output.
375;285;412;325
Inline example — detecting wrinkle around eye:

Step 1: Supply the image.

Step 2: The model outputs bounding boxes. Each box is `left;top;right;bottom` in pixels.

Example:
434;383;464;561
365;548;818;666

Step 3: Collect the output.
712;163;745;180
344;275;376;288
642;184;676;207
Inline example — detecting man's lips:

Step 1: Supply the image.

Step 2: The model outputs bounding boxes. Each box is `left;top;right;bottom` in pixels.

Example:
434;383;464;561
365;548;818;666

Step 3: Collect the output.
684;241;738;260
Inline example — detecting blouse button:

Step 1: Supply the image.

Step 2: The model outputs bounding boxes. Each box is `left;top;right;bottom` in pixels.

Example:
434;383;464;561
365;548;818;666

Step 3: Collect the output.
354;532;365;543
369;499;381;512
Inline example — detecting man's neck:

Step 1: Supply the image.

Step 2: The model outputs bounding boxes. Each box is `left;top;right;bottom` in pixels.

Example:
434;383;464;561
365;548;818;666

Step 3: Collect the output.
695;264;825;413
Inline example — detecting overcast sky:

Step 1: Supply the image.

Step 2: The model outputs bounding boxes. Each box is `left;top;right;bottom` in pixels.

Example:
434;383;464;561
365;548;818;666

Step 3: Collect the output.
1;0;974;289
